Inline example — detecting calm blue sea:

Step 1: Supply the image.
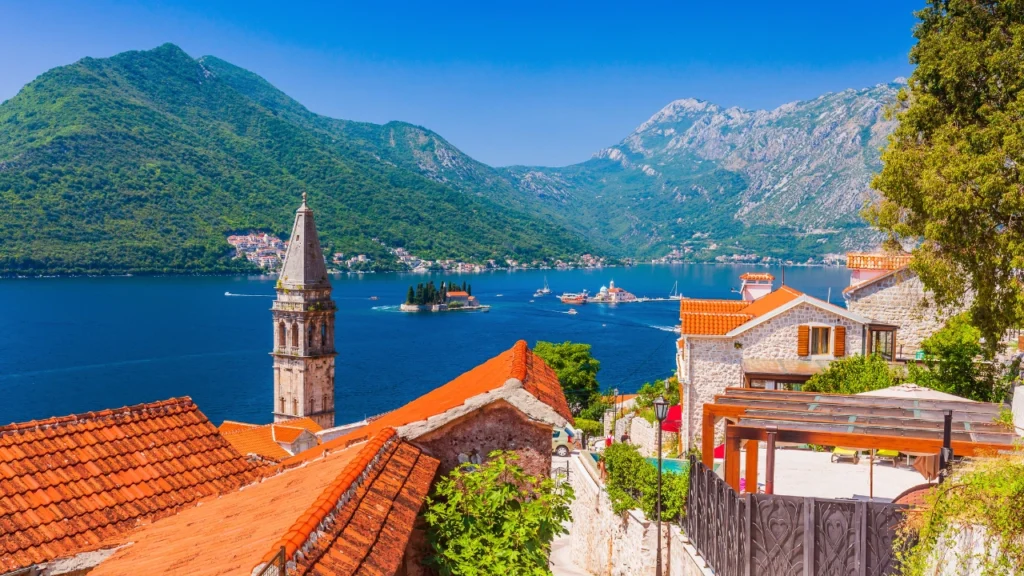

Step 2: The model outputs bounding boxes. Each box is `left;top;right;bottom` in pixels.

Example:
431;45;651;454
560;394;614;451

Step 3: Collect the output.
0;265;850;426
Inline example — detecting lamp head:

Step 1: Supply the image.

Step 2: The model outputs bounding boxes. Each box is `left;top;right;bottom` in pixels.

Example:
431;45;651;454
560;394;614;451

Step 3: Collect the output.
654;395;668;421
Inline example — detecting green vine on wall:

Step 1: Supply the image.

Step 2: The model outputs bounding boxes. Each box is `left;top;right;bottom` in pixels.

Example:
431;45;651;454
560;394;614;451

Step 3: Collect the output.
898;454;1024;575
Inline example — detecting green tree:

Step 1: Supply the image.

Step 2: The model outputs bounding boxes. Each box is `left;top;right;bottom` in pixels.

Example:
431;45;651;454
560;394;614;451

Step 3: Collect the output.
635;376;681;409
406;286;415;304
803;354;899;394
908;313;1009;402
423;451;573;576
868;1;1024;354
533;341;601;416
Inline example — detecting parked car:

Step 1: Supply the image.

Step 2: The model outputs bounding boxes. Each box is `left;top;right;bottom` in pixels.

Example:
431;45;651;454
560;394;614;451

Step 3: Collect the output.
552;427;575;457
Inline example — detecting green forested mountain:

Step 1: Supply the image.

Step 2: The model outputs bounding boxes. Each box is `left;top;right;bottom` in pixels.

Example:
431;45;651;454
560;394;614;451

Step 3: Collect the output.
0;44;592;275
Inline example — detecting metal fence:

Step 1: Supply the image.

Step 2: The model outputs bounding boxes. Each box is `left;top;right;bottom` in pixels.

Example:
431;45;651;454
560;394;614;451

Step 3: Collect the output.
685;456;912;576
254;546;286;576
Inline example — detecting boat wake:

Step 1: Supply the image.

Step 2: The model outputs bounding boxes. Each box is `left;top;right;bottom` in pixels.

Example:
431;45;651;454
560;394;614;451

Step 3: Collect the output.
371;305;402;312
224;292;274;297
649;324;682;334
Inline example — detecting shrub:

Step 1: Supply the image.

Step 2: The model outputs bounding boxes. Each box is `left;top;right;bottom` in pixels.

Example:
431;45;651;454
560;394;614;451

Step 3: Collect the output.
534;341;601;416
424;451;574;576
908;313;1011;402
635;376;680;410
899;454;1024;575
573;418;602;438
803;353;898;394
602;442;689;522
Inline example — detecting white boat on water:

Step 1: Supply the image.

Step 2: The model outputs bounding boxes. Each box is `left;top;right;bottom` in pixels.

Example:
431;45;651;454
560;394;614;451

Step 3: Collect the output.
567;309;578;315
669;281;682;300
539;277;552;295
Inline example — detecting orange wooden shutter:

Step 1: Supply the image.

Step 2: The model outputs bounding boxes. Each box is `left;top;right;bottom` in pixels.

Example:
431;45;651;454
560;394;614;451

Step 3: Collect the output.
834;326;846;357
797;325;809;356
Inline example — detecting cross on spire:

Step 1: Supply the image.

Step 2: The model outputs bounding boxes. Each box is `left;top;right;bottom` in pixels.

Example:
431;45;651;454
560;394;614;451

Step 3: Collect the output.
302;191;307;205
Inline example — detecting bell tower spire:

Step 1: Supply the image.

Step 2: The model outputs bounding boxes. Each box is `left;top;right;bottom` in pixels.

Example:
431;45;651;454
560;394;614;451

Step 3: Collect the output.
270;193;336;428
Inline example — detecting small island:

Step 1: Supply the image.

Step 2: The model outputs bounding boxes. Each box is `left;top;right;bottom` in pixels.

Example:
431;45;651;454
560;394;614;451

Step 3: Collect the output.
400;280;489;312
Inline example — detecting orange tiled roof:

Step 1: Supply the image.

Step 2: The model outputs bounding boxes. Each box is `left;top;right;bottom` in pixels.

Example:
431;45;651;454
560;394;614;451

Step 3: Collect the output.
90;428;440;576
739;272;775;282
0;397;269;573
680;312;753;335
679;298;749;317
220;418;324;462
678;286;804;336
285;340;572;467
218;420;258;434
446;290;469;297
846;252;912;271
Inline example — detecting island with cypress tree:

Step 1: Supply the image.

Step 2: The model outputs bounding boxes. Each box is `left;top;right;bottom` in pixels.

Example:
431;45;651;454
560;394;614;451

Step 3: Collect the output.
399;280;488;312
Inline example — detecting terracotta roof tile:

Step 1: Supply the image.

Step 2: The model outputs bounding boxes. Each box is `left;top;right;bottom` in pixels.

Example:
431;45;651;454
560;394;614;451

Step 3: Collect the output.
220;418;323;462
678;286;804;336
679;298;749;316
90;429;440;576
0;397;269;573
285;340;572;467
846;252;912;271
680;312;753;335
739;272;775;282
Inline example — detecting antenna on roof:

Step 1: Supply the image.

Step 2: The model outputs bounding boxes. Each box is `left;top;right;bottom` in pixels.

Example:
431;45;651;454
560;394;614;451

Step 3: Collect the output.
781;265;785;286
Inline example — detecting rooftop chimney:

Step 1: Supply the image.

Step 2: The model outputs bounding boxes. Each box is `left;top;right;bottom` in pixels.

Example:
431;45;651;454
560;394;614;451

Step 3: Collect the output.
739;272;774;302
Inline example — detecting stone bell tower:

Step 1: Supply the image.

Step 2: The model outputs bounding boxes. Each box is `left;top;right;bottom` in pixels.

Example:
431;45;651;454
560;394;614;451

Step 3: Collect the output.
271;193;336;428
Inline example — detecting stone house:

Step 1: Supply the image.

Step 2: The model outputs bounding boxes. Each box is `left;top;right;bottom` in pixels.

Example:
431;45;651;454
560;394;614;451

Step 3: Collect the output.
675;273;896;449
2;341;573;575
843;252;950;358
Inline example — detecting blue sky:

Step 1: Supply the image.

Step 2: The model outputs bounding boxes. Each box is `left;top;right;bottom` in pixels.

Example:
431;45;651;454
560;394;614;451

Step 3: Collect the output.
1;1;921;166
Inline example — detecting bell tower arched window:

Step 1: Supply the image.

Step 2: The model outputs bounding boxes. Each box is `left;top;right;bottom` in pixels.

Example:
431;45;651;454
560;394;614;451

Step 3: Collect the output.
292;397;298;415
278;322;286;348
309;398;315;413
307;323;314;348
320;322;327;347
279;397;285;413
290;323;298;350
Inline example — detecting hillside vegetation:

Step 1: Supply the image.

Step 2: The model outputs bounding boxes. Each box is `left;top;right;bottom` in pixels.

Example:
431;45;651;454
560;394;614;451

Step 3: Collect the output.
0;44;591;275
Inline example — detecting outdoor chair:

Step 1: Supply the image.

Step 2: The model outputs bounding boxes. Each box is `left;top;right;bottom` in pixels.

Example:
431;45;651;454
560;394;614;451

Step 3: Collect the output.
875;449;899;466
830;447;860;464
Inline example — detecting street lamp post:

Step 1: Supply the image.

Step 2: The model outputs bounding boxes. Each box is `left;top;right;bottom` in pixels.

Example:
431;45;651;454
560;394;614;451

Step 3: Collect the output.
653;395;669;576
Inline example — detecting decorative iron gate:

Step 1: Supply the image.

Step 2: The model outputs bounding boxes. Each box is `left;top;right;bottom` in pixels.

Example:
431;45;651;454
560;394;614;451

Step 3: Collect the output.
685;456;911;576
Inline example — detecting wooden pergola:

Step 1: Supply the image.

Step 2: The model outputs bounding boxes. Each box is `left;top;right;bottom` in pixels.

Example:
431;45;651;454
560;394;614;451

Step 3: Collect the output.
701;388;1019;493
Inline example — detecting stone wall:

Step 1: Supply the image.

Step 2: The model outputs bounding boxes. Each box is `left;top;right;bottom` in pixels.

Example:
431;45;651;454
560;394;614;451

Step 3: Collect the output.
680;302;865;448
568;454;661;576
411;401;552;477
629;416;678;458
844;270;951;355
567;454;712;576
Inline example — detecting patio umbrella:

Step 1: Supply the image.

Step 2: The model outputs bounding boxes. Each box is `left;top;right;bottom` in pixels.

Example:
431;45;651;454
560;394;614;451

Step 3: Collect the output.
713;444;725;459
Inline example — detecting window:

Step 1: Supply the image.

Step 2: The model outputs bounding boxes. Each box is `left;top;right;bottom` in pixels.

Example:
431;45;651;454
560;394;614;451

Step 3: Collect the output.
323;394;329;411
869;328;896;361
290;323;298;349
307;324;314;348
278;322;286;347
279;397;285;413
810;326;831;355
309;398;315;413
292;398;298;415
320;322;327;347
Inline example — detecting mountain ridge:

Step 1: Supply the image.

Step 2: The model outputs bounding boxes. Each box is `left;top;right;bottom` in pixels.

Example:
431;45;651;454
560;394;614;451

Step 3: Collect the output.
0;43;899;274
0;43;593;275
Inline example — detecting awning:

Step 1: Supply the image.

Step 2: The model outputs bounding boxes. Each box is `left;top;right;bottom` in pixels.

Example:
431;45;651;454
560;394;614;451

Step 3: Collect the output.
741;358;832;378
661;404;682;433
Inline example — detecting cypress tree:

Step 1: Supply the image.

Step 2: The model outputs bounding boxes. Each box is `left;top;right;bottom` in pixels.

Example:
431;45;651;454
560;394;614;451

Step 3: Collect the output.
406;286;415;304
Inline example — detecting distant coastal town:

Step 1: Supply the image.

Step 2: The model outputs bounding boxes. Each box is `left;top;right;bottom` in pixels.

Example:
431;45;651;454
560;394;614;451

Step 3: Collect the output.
227;231;609;274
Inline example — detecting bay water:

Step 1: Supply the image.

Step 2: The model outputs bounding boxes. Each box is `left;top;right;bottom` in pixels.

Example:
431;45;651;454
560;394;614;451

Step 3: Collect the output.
0;264;850;426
